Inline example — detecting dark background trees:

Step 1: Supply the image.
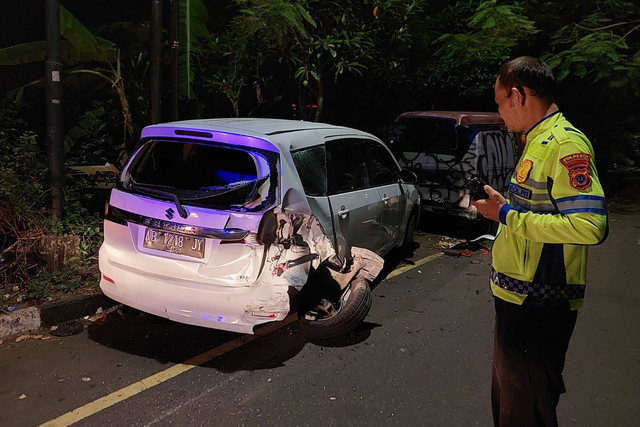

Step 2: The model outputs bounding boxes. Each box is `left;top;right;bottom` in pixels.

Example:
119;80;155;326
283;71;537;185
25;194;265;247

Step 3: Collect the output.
0;0;639;303
2;0;639;165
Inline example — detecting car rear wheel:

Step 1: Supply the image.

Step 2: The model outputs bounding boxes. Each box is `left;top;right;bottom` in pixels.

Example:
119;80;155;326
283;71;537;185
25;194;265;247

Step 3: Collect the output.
401;212;417;251
298;276;372;341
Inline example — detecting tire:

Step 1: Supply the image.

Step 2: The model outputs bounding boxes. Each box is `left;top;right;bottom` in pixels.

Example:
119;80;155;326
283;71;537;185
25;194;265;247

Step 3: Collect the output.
298;276;372;341
401;212;417;251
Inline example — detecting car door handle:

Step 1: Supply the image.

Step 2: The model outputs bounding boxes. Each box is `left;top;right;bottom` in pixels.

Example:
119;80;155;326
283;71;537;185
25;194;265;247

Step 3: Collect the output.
382;195;390;203
337;205;350;218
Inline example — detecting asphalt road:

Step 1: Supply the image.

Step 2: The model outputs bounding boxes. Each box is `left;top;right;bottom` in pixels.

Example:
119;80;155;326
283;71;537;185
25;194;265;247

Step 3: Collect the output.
0;202;638;426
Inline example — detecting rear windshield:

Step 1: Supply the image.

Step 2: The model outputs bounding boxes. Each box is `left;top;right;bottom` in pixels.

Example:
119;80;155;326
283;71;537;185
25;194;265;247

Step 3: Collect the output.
122;139;278;211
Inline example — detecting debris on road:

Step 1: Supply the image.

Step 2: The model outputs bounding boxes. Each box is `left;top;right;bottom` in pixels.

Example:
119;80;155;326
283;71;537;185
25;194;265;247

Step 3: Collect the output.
439;236;493;257
14;334;50;342
50;320;83;337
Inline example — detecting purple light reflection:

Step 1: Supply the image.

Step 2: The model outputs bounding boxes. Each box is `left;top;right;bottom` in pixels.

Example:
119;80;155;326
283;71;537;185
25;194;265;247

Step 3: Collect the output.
141;126;278;153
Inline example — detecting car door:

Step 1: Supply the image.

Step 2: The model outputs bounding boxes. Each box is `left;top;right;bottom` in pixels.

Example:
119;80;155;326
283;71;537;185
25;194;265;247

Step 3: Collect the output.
368;139;406;253
326;138;385;260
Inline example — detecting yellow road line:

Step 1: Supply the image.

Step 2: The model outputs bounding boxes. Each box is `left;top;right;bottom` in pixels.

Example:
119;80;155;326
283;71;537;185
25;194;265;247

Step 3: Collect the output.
385;252;443;280
40;314;297;427
40;252;442;426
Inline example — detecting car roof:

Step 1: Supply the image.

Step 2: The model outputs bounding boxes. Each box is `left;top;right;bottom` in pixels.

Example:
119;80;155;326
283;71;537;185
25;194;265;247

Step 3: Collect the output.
397;111;505;126
141;118;377;151
143;118;358;138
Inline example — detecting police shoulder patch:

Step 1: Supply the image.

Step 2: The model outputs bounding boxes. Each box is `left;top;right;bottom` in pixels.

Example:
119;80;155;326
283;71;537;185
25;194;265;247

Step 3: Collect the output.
560;152;592;190
516;159;533;184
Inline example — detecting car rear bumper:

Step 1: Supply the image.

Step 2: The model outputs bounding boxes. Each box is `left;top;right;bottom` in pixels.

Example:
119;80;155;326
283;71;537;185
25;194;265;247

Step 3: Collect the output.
98;245;290;335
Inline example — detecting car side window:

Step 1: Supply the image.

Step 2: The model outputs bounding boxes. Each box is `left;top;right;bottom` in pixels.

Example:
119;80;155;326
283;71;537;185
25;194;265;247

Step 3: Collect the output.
291;145;327;196
368;140;400;186
327;139;371;194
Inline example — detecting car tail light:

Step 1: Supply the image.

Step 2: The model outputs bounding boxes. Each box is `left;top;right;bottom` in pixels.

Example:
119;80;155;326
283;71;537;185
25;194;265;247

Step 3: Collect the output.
251;311;279;318
243;232;259;246
220;231;260;247
104;202;127;225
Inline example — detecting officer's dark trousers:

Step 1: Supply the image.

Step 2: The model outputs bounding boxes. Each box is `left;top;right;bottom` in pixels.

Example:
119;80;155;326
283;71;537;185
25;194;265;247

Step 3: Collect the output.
492;298;578;427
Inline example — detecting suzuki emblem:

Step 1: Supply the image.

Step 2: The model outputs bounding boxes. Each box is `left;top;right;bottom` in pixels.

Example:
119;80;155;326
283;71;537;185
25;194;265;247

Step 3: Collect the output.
165;208;175;220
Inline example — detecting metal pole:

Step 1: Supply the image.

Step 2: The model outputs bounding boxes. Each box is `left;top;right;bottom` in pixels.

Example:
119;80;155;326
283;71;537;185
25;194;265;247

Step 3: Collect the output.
150;0;162;124
45;0;64;221
171;0;179;120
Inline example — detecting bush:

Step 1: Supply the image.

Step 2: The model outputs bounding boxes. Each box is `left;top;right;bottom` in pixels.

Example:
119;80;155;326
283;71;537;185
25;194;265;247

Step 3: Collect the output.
0;99;103;307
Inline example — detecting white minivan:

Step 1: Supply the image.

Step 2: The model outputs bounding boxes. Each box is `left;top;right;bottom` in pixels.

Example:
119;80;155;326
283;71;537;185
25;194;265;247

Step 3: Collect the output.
99;118;420;340
390;111;519;220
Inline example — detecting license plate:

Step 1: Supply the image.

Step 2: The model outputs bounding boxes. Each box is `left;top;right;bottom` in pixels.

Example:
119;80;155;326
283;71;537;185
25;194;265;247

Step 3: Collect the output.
143;228;205;258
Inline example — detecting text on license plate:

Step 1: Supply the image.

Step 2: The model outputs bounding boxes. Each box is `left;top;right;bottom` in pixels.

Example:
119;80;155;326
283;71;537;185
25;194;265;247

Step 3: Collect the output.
143;228;205;258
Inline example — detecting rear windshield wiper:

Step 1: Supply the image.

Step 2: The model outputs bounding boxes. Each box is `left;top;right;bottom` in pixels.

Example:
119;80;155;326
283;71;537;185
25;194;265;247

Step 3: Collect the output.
129;182;188;219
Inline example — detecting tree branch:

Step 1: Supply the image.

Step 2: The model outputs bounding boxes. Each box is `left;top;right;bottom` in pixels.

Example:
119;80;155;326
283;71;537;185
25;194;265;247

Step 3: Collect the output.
624;24;640;39
576;19;640;33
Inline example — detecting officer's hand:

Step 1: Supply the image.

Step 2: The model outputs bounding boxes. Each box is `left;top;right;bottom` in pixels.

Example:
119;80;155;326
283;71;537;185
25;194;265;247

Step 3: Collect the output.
470;185;506;223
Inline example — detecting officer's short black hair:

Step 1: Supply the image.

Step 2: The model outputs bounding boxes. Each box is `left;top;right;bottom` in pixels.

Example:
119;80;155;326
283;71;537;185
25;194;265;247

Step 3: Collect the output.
498;56;556;103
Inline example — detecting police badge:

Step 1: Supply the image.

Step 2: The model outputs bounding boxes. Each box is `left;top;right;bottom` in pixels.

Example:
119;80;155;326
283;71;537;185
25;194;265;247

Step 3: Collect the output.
516;159;533;184
560;152;592;190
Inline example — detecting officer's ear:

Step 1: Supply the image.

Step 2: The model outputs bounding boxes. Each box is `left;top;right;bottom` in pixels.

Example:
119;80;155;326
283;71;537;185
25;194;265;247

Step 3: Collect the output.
512;86;527;106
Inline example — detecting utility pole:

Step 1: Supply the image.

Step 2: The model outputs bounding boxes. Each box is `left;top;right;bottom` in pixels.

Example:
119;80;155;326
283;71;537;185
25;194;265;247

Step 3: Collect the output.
171;0;180;120
45;0;64;221
150;0;162;124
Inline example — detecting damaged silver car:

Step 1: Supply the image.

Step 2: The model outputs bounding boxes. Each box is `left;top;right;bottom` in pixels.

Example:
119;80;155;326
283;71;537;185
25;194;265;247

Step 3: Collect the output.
99;118;420;339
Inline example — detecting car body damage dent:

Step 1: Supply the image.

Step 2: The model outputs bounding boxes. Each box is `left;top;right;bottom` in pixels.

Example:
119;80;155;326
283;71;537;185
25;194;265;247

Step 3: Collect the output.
100;119;420;336
243;210;384;326
262;209;337;287
242;209;335;323
328;246;384;290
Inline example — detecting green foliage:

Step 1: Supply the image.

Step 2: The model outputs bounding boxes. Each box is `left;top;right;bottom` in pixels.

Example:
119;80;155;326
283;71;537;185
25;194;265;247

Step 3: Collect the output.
64;105;113;164
0;41;48;65
60;5;118;64
0;101;48;219
179;0;211;100
0;98;105;305
537;0;640;165
427;1;538;96
232;0;316;48
51;200;104;259
365;0;427;87
194;33;247;116
544;32;638;85
542;1;640;94
0;6;118;68
194;0;318;116
26;267;87;300
2;0;640;308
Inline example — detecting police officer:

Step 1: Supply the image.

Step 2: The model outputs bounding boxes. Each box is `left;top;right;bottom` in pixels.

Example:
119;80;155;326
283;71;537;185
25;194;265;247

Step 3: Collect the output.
472;57;608;426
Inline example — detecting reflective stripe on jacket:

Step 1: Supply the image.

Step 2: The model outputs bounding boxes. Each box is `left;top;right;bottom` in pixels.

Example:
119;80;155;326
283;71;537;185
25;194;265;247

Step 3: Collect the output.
491;111;608;310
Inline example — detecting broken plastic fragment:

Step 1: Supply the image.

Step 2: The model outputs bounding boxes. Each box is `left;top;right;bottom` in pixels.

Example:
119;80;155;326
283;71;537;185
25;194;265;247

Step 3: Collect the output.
50;321;84;337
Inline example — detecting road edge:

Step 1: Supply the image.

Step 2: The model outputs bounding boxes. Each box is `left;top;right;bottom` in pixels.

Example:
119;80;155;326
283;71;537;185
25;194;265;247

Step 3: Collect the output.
0;293;117;340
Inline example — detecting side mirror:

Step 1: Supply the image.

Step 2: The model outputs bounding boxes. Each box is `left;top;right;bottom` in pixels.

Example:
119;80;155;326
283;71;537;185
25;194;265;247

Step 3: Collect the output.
400;168;417;184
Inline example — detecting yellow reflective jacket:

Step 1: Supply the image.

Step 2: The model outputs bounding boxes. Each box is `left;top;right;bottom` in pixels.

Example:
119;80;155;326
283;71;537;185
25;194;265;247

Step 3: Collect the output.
491;111;608;310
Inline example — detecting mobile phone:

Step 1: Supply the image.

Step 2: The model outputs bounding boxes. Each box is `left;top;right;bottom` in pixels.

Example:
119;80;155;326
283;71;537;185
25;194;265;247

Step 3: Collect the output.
466;176;489;200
